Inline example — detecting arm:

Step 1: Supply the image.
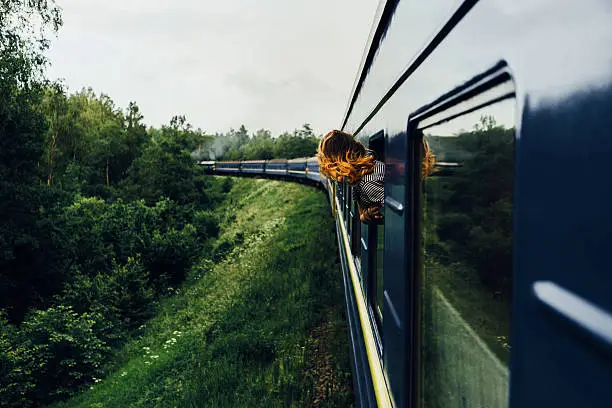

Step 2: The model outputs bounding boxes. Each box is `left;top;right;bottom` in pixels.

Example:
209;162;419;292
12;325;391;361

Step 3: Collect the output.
359;205;383;224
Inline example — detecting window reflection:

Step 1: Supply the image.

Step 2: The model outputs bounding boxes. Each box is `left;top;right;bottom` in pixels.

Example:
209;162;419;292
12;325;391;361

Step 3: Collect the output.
419;99;514;408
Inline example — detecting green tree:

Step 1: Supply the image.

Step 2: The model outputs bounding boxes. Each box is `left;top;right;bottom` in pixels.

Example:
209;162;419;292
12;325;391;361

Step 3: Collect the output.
0;0;65;321
121;116;213;206
430;116;514;296
243;128;274;159
273;124;318;158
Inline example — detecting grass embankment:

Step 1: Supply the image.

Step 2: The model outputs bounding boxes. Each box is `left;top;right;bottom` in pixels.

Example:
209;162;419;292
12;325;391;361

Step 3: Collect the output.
428;262;511;363
52;178;353;408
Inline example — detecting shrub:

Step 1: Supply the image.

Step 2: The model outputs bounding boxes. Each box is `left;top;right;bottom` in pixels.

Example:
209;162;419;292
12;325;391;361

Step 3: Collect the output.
142;225;202;287
59;257;156;343
0;306;109;407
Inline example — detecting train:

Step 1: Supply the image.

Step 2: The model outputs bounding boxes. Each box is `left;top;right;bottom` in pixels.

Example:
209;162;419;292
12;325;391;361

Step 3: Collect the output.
200;0;612;407
199;158;324;185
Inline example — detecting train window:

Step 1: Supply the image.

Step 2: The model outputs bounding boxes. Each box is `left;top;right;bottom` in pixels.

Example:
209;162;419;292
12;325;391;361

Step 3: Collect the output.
368;131;385;327
345;183;351;226
417;96;514;408
347;184;353;244
375;221;384;322
352;199;361;270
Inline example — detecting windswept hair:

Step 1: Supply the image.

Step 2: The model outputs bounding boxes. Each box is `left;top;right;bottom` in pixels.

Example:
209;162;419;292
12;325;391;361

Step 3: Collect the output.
317;129;437;181
317;130;375;183
422;139;436;179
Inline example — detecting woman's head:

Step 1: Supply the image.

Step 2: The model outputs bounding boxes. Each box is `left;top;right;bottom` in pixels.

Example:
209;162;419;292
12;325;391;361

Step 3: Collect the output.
317;130;375;183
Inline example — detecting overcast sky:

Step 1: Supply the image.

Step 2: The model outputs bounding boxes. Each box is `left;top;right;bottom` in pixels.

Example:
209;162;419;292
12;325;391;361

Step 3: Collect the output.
45;0;379;136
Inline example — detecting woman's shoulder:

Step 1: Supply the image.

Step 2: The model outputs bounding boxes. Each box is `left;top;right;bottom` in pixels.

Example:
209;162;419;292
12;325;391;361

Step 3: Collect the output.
358;160;384;186
374;160;385;176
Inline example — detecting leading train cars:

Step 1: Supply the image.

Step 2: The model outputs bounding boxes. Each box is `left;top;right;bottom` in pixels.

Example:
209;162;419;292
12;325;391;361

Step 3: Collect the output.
202;0;612;406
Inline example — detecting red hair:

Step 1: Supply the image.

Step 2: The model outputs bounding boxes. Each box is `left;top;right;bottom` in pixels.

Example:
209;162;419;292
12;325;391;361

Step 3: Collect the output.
317;129;436;181
422;139;436;179
317;130;375;183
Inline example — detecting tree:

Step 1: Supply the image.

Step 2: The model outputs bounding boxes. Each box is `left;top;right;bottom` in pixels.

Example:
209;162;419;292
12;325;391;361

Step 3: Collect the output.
121;116;213;206
0;0;65;321
430;116;514;296
121;101;150;175
243;129;274;160
40;84;73;184
273;124;318;159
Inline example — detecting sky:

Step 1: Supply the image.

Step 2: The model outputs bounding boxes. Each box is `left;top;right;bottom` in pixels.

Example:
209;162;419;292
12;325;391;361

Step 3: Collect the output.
45;0;380;136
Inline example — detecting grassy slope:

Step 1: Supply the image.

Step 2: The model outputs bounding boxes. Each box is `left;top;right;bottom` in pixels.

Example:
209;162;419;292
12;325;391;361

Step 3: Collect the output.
52;178;353;408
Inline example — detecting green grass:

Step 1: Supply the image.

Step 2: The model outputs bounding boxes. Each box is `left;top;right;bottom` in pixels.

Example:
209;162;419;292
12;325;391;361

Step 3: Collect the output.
425;259;511;363
51;178;353;408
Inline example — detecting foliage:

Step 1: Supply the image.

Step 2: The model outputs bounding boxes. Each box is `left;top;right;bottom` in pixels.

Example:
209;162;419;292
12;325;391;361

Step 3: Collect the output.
213;123;320;160
58;258;156;341
0;306;109;407
425;116;514;296
50;179;353;408
57;196;218;285
0;0;67;323
119;115;215;206
0;1;326;404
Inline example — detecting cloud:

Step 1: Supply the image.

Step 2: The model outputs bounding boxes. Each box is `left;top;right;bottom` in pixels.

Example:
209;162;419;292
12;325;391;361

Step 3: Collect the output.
46;0;378;135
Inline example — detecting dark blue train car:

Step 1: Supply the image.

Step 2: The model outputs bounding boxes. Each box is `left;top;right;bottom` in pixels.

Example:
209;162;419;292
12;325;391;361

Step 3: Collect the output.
214;161;241;173
334;0;612;407
306;157;322;184
264;159;288;177
241;160;266;175
287;158;308;180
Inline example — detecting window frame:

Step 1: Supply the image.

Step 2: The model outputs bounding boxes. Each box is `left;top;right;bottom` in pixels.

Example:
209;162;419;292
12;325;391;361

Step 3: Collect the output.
367;130;386;334
406;62;516;408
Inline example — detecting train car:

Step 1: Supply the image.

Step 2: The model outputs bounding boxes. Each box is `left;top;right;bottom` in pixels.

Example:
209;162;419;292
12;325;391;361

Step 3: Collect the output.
287;157;308;179
214;161;241;173
241;160;266;175
264;159;288;177
198;160;215;173
334;1;612;408
305;157;322;184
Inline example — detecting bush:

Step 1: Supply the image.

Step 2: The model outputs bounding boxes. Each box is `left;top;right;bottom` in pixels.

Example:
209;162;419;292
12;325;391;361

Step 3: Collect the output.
59;257;156;344
140;225;202;288
0;306;109;407
58;197;218;283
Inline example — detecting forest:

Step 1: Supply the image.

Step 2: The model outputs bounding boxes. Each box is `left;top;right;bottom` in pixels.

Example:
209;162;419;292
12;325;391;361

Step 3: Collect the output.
0;2;321;406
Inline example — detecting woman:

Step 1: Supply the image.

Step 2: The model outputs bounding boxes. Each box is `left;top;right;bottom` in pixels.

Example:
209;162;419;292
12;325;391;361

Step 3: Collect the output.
317;130;437;224
317;130;384;224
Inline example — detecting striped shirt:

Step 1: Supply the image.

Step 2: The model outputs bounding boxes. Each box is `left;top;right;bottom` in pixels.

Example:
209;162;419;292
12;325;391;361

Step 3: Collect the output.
352;160;385;209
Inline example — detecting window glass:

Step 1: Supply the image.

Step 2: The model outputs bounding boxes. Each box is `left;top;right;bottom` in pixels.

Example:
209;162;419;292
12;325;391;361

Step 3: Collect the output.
346;183;351;225
376;220;384;322
347;185;353;241
419;98;514;408
352;201;361;254
368;132;385;328
352;200;362;275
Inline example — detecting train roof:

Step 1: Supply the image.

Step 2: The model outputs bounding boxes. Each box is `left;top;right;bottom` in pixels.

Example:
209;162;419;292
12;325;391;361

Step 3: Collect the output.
287;157;312;162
